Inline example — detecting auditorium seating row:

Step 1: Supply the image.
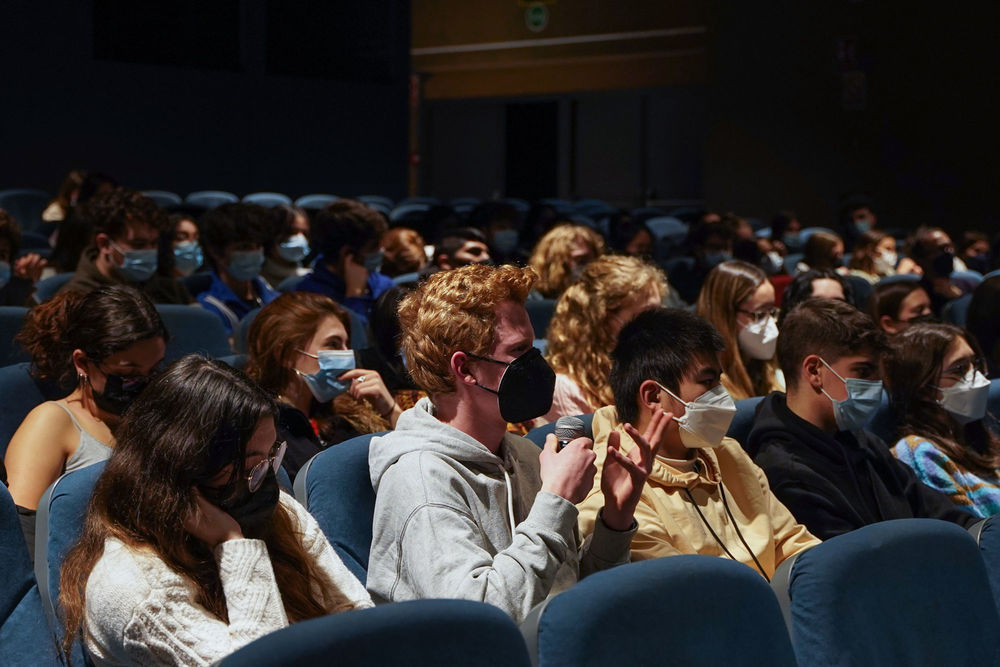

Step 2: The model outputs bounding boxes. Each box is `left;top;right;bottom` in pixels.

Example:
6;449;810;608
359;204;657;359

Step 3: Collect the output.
5;435;1000;666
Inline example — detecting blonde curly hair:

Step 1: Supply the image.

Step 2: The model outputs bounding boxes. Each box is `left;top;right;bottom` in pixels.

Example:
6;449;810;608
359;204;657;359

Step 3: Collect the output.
546;255;668;409
528;224;605;299
399;264;535;396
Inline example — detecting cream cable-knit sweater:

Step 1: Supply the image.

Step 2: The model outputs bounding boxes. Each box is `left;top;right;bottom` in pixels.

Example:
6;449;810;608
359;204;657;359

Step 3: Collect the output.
83;492;373;666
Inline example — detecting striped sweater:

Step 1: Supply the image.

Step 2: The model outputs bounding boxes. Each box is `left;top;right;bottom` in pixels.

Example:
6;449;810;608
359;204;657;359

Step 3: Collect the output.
892;435;1000;518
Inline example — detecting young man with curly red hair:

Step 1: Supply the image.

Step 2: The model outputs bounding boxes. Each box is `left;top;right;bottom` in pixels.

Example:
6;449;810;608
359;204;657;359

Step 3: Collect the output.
366;264;664;622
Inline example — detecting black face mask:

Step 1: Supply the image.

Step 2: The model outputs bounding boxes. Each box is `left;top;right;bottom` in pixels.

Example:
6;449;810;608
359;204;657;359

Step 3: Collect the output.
931;251;956;277
467;347;556;423
91;373;150;415
903;313;939;326
199;469;280;536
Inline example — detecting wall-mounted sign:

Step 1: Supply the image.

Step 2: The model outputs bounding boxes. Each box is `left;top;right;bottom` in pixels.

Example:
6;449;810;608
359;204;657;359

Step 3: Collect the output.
525;3;549;33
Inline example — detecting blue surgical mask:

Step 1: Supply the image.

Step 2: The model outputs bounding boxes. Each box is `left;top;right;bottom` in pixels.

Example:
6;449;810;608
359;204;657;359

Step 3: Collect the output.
492;229;520;254
818;357;883;431
111;241;158;282
0;261;10;289
782;232;802;249
363;249;383;274
277;234;310;263
295;349;356;403
703;251;732;268
227;249;265;281
854;219;873;234
173;242;203;276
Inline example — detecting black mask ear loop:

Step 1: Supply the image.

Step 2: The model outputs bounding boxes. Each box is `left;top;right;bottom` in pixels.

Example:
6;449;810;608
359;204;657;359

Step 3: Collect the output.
464;352;509;396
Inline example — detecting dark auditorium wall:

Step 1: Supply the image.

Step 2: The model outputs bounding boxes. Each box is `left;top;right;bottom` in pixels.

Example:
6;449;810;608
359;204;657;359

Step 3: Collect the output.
0;1;410;198
707;2;1000;232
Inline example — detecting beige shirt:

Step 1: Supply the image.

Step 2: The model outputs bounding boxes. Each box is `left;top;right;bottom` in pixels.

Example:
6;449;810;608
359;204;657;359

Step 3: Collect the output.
577;406;820;578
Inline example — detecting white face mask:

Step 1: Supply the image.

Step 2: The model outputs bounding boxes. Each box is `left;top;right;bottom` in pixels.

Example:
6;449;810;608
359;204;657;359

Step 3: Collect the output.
935;368;990;425
656;382;737;448
874;250;897;275
738;315;779;360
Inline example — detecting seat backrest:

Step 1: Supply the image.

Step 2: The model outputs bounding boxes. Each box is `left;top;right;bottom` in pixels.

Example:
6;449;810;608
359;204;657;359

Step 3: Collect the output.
141;190;183;207
295;194;339;209
242;192;292;208
276;273;307;292
843;273;873;309
524;414;594;448
0;362;65;459
971;516;1000;615
0;188;50;232
942;292;973;326
32;272;74;303
294;433;385;582
156;304;233;361
0;306;30;365
0;484;60;666
232;306;262;354
184;190;239;209
524;299;556;339
775;518;1000;666
528;556;796;667
727;396;765;448
35;462;106;634
219;598;530;667
181;271;214;297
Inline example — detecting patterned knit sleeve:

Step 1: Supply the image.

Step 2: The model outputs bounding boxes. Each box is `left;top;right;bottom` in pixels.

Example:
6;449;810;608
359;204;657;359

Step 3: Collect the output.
892;435;964;499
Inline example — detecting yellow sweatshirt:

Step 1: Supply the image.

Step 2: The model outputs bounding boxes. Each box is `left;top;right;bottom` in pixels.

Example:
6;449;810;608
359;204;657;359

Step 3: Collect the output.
578;406;820;578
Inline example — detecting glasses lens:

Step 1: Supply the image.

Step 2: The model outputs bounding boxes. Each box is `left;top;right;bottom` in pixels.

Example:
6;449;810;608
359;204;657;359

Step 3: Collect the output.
248;460;268;492
271;441;287;473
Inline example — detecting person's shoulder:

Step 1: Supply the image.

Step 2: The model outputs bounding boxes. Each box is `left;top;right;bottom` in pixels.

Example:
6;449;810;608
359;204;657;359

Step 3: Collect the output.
86;539;158;609
14;400;77;440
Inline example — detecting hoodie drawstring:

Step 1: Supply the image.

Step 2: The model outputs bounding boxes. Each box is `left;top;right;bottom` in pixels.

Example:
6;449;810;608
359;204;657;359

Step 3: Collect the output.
501;466;516;540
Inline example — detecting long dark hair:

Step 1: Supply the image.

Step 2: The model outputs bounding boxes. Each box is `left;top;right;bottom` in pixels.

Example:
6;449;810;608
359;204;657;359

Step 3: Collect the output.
884;323;1000;477
16;285;169;387
59;355;357;658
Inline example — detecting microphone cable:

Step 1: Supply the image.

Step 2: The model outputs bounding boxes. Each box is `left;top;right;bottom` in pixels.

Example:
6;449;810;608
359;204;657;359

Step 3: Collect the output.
683;480;770;582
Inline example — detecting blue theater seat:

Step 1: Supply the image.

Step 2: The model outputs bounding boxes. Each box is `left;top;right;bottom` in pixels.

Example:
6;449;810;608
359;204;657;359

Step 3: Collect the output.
772;518;1000;666
523;556;796;667
155;304;233;361
219;599;530;667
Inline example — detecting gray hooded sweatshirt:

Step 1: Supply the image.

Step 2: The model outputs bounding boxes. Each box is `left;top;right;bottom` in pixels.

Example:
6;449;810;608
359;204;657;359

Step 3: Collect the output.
367;398;634;623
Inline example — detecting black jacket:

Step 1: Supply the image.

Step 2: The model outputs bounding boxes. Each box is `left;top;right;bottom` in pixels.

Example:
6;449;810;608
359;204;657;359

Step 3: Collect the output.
747;392;978;540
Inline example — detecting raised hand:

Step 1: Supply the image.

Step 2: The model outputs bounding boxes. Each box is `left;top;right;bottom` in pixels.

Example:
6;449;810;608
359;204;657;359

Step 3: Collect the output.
539;433;597;505
600;409;671;530
339;368;401;425
184;488;243;548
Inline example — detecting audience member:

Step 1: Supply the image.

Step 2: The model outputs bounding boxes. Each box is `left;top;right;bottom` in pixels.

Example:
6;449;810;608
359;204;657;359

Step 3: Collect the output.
578;308;818;577
47;210;94;276
528;224;604;299
777;269;852;325
4;286;167;557
697;260;783;400
379;227;428;278
770;210;802;255
967;275;1000;377
246;292;400;480
746;298;978;540
958;231;991;275
607;214;652;258
468;201;526;266
0;209;45;305
75;171;117;206
261;204;311;288
42;169;86;223
906;226;965;312
58;355;372;664
867;279;934;335
848;230;897;283
800;231;845;274
672;219;735;304
840;196;878;248
421;227;491;278
59;187;193;304
367;264;654;622
543;255;667;422
197;203;279;333
357;285;425;404
884;323;1000;517
295;199;392;323
168;212;203;277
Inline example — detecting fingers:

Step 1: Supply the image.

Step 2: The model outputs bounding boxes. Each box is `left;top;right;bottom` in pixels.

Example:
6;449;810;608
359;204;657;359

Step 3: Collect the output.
338;368;368;381
644;410;671;458
606;444;641;475
543;432;558;454
607;430;620;454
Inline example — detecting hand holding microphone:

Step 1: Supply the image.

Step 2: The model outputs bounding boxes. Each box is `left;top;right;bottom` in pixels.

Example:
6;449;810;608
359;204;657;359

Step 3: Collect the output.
540;416;596;504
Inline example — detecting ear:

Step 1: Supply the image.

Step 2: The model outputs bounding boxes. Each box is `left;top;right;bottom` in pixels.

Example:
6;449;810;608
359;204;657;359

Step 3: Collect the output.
95;233;112;252
638;379;662;413
437;254;452;270
71;349;89;380
449;351;478;388
801;354;823;391
880;315;899;335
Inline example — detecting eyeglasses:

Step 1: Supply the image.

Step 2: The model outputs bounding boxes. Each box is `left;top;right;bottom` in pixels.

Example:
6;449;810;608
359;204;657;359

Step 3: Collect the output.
737;307;779;324
248;441;287;492
940;358;987;383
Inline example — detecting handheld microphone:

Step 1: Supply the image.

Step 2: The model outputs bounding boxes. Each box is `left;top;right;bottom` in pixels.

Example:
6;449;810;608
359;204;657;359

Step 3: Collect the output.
554;416;586;451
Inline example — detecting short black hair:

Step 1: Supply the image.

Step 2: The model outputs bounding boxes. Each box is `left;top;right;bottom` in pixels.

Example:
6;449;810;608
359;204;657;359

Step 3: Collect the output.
778;298;887;391
199;203;271;267
79;187;168;241
313;199;387;260
434;227;488;264
610;307;726;425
